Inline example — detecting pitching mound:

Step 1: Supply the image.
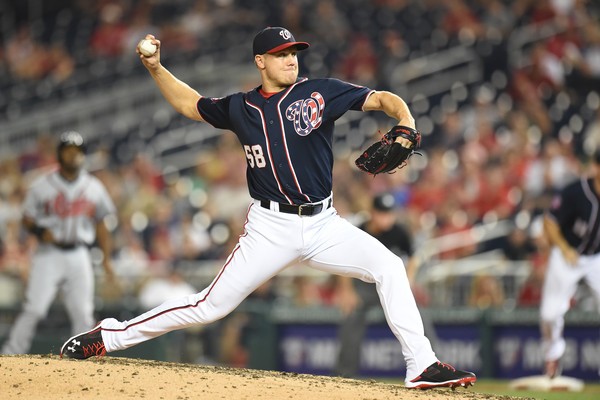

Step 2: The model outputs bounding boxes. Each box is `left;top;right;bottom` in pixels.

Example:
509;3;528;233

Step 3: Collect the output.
2;354;521;399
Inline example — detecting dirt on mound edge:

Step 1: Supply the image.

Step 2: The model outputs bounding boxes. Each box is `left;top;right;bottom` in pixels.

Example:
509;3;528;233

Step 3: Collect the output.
1;354;529;400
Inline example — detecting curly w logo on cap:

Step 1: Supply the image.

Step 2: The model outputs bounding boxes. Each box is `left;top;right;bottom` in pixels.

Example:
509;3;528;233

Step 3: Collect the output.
252;27;309;55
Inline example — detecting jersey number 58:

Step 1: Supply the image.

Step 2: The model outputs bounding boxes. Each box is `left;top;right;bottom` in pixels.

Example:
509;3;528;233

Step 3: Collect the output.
244;144;266;168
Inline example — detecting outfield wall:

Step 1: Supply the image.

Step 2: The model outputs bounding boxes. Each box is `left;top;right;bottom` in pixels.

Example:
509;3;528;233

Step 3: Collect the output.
274;309;600;380
1;305;598;381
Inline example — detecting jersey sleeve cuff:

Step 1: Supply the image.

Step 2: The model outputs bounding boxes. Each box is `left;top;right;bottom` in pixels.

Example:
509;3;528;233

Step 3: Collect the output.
361;90;377;111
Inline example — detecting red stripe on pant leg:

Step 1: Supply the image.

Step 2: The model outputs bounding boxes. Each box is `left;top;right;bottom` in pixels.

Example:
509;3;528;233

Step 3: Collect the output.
102;204;255;333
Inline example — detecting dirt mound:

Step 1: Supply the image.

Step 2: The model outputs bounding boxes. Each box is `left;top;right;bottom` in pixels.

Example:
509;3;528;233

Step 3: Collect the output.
1;354;525;399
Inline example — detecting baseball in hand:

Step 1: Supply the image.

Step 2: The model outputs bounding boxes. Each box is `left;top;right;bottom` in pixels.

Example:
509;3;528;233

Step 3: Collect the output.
138;39;157;57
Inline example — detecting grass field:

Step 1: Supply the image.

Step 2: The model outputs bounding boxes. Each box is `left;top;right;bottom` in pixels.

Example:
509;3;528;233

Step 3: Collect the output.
378;378;600;399
453;379;600;400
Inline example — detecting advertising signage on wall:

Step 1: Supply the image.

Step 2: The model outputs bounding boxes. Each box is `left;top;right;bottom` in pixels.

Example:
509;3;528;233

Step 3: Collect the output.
492;326;600;379
278;323;600;380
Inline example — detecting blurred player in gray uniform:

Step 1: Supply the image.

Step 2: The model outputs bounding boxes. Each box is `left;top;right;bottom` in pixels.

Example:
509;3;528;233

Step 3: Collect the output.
541;150;600;378
1;131;116;354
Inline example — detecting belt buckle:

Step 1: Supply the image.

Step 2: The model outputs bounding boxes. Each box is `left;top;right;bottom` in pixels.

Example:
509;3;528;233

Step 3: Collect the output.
298;204;307;216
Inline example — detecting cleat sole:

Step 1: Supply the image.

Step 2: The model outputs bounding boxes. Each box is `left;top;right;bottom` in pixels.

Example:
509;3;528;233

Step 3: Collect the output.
407;376;477;390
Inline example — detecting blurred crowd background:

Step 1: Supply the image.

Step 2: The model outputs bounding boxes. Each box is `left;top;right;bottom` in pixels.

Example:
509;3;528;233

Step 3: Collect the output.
1;0;600;367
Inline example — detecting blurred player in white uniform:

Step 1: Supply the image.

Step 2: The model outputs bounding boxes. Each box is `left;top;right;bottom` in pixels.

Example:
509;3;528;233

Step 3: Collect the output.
1;132;116;354
541;150;600;378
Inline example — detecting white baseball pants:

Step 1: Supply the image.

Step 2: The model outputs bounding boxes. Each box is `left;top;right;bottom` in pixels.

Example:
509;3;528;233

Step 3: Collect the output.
100;200;437;381
540;247;600;361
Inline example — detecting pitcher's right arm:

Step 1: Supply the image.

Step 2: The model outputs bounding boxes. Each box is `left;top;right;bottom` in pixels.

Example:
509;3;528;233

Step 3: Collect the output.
137;35;204;122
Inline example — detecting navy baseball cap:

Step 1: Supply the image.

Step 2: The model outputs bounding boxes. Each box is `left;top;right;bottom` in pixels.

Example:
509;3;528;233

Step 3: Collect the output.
373;193;396;212
253;27;309;55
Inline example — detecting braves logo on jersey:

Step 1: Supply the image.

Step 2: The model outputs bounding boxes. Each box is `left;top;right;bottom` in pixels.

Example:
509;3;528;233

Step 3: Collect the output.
45;193;96;218
285;92;325;136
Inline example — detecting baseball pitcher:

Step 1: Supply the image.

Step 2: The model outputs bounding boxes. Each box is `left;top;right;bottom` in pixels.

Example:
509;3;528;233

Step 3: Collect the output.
61;27;476;389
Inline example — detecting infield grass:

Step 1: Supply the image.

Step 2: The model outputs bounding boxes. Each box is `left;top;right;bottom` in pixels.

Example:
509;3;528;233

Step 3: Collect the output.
471;380;600;400
379;378;600;399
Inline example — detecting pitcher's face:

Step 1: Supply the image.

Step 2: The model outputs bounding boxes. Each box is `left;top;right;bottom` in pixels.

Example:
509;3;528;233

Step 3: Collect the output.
256;48;300;91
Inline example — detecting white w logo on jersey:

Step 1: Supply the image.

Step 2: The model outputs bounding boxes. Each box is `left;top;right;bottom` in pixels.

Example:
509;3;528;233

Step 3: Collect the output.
285;92;325;136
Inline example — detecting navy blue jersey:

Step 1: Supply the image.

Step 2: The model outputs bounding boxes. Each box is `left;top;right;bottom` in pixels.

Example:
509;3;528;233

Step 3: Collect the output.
197;77;373;204
548;177;600;255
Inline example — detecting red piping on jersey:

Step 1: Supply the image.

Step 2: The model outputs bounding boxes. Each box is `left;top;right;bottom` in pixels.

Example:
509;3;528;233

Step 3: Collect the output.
246;99;294;204
276;78;311;203
101;204;254;333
